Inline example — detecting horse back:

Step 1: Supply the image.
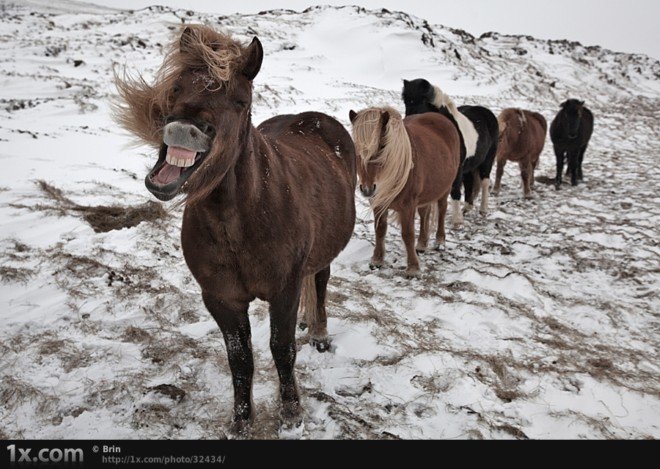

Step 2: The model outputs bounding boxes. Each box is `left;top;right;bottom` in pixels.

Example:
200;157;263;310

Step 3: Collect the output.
258;112;356;184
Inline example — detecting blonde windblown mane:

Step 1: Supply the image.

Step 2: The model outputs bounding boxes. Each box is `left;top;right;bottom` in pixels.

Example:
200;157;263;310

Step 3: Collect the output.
113;25;246;148
351;106;413;217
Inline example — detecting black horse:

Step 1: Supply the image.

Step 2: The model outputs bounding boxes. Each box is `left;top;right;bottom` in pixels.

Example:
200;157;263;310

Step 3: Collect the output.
550;99;594;189
402;79;498;216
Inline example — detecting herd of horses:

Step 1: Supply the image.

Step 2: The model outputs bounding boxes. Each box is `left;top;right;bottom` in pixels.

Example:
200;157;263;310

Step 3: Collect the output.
115;26;595;434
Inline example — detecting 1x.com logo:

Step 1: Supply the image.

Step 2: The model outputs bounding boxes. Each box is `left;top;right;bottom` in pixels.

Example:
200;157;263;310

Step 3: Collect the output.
6;445;84;464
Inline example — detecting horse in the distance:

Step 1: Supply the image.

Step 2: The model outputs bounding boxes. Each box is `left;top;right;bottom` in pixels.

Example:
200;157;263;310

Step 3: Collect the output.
493;108;547;198
550;99;594;189
349;106;460;276
402;78;499;217
115;25;356;434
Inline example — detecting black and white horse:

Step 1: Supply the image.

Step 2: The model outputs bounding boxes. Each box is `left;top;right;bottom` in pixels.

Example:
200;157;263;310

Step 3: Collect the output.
550;99;594;189
402;79;498;221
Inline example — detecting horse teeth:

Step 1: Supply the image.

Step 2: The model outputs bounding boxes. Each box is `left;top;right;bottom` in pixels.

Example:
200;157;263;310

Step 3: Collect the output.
166;154;195;167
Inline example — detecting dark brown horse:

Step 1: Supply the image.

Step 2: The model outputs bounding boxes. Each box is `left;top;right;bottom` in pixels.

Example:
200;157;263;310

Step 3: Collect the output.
493;108;547;198
115;26;356;434
349;106;460;276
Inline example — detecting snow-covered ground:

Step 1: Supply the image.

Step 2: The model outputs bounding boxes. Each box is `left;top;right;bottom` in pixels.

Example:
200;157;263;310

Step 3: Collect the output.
0;3;658;439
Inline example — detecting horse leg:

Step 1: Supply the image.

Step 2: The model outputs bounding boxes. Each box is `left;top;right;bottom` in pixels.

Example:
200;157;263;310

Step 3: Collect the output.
309;266;331;352
269;278;303;427
567;150;579;186
578;145;587;180
400;207;420;276
416;205;431;253
450;170;464;229
479;176;490;215
203;293;254;434
370;209;388;269
434;195;449;250
463;171;475;213
555;148;565;190
520;160;533;198
493;158;506;196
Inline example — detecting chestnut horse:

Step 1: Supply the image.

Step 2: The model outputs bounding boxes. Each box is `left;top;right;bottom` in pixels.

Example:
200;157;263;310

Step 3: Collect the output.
115;26;356;434
493;108;547;198
349;106;460;276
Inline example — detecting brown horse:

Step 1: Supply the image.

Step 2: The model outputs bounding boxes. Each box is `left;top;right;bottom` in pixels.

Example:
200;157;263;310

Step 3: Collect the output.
493;108;547;198
114;26;356;434
349;106;460;276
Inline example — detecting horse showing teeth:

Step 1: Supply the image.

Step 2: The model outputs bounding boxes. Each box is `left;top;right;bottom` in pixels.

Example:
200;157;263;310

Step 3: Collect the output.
165;154;195;167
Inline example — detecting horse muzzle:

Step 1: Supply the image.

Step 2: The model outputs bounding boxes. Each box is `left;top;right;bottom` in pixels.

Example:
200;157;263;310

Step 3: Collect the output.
144;121;215;201
359;184;376;198
163;121;213;153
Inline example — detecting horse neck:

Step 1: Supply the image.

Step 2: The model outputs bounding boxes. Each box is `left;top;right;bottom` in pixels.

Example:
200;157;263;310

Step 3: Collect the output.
202;121;265;217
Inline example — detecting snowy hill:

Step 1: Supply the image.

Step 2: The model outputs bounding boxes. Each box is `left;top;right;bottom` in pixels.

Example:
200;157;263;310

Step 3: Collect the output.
0;3;658;439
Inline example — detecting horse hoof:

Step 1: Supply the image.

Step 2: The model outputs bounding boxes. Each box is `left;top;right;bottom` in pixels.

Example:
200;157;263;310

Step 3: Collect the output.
311;337;331;353
434;241;446;251
369;261;383;270
415;246;427;254
278;411;304;440
228;418;252;439
555;184;561;191
404;268;421;278
524;193;534;200
452;223;463;230
479;209;488;216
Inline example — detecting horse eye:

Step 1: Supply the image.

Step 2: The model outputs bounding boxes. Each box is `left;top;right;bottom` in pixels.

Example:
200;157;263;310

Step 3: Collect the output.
172;84;182;94
236;100;248;109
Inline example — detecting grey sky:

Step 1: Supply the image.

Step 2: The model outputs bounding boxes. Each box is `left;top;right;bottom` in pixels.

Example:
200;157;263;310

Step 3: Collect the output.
84;0;659;59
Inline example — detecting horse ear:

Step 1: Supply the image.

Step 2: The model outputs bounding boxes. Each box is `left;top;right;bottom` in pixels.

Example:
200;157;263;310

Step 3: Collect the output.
349;110;357;123
403;79;410;87
243;37;263;80
579;100;585;106
560;100;567;108
180;26;194;53
380;111;390;128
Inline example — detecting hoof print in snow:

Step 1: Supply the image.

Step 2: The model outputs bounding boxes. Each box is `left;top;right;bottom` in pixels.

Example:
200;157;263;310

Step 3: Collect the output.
146;384;186;403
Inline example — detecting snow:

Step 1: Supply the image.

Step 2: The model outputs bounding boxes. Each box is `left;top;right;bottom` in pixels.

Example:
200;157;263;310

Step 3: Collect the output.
0;2;658;440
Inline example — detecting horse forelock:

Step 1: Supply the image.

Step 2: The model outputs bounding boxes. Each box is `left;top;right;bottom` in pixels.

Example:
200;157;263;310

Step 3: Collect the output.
351;107;413;216
113;25;246;148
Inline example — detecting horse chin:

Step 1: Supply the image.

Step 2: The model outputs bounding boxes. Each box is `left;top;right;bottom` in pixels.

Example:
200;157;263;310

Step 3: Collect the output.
145;145;209;201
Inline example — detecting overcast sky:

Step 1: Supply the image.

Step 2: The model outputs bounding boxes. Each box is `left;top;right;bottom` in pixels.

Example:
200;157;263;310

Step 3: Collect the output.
82;0;659;59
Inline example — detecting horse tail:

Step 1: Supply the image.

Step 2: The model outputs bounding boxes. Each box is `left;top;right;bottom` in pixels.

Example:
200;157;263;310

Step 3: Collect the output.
299;274;317;329
516;109;527;131
496;113;508;161
471;170;481;201
428;204;438;231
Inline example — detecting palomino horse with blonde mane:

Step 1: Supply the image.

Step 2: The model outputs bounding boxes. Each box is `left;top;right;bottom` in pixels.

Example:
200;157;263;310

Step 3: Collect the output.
115;25;356;434
349;106;460;276
493;108;547;198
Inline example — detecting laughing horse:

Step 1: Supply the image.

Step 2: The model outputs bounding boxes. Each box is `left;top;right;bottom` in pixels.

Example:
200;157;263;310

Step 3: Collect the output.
115;26;356;434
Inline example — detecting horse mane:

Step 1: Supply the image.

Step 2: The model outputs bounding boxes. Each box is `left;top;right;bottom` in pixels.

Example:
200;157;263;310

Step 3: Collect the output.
113;25;247;148
430;85;478;158
351;106;413;216
431;85;460;116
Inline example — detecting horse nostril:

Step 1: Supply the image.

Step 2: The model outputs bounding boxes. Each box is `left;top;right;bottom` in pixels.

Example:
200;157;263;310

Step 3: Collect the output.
201;123;215;137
